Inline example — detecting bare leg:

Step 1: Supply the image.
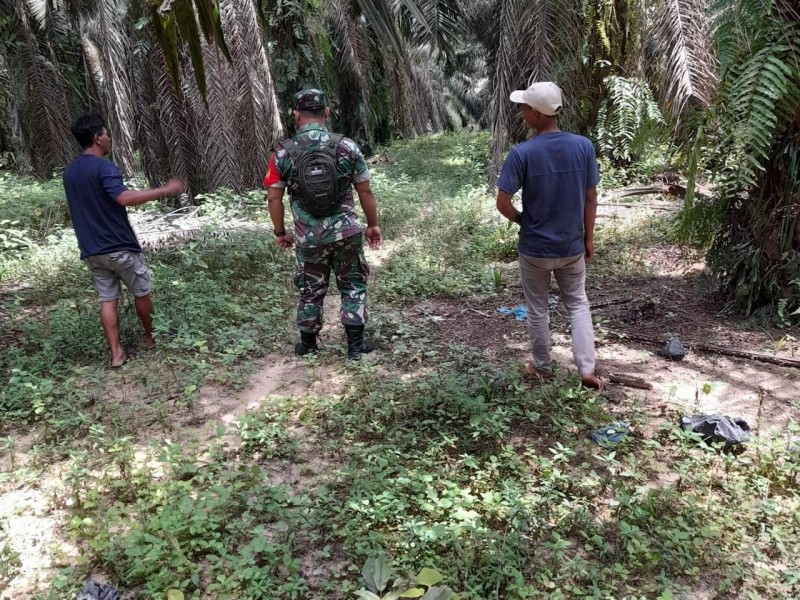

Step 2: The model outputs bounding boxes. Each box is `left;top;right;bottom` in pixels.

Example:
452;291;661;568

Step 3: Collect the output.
134;294;156;349
100;300;126;366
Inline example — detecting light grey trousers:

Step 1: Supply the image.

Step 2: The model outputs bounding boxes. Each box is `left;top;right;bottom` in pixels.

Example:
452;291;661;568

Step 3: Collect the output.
519;253;596;376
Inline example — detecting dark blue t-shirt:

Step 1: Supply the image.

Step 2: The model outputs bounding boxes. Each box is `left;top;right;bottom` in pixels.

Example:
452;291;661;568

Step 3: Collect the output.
63;154;139;259
497;132;600;258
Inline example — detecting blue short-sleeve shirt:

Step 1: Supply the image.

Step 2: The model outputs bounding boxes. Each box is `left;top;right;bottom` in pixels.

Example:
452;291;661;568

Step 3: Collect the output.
497;132;600;258
63;155;140;259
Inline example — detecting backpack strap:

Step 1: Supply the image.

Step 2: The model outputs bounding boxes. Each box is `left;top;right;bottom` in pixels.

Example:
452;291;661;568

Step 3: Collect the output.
279;137;303;161
327;133;344;150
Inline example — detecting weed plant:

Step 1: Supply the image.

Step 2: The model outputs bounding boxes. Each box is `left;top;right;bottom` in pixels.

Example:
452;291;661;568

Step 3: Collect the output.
0;133;798;599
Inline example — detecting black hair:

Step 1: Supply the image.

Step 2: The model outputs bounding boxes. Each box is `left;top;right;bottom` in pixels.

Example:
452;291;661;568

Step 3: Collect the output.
297;108;326;119
71;113;106;149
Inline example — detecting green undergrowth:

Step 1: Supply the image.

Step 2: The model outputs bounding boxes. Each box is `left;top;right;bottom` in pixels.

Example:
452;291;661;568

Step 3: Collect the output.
45;356;800;599
1;131;799;599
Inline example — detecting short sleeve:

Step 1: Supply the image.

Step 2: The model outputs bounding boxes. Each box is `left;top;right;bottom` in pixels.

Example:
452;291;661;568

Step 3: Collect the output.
263;152;286;188
99;161;127;200
343;138;371;183
496;147;523;195
586;141;600;188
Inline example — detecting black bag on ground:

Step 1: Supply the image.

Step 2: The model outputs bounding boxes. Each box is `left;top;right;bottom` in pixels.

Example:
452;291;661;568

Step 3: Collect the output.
76;580;120;600
658;336;687;361
281;133;344;217
680;414;751;447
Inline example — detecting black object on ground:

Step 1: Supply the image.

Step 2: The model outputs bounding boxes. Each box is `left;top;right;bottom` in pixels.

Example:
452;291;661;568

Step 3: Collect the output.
680;414;751;447
658;336;687;361
77;580;120;600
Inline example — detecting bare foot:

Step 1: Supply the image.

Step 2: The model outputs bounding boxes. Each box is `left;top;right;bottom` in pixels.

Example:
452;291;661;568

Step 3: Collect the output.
525;364;553;381
110;352;128;368
145;337;156;350
581;373;605;391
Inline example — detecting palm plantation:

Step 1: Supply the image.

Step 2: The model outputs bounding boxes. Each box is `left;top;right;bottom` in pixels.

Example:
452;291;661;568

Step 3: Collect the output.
0;0;799;597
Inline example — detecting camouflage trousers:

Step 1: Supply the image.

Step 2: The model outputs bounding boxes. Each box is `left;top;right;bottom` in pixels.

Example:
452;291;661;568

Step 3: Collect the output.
294;233;369;334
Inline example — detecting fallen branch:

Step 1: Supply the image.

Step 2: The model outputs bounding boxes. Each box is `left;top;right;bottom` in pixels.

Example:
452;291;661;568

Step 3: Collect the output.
608;373;653;390
466;307;492;318
602;203;678;210
606;331;800;368
608;183;713;200
591;297;635;310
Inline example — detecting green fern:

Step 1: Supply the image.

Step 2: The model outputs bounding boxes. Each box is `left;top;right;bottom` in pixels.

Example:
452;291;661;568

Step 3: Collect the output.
594;76;665;164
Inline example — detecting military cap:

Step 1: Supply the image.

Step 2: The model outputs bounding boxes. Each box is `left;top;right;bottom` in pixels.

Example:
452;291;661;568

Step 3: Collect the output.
294;88;327;111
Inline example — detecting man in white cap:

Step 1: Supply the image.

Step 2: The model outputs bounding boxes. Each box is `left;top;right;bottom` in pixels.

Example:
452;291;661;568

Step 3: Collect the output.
495;81;603;389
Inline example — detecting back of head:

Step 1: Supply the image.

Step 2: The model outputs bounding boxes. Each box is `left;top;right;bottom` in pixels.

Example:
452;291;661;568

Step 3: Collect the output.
510;81;563;116
72;114;105;149
293;88;329;127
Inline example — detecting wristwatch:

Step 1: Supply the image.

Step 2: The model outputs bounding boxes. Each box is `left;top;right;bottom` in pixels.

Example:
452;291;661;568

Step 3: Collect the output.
274;229;286;237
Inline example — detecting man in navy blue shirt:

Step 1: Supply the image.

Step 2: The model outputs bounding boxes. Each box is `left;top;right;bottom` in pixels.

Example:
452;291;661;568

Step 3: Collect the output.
496;82;603;389
63;114;182;367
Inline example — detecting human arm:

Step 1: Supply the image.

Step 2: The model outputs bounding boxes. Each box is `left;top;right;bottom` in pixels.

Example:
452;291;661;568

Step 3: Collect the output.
496;190;521;224
496;148;523;224
584;141;601;263
116;178;182;207
264;151;293;248
267;186;293;248
354;180;381;250
584;187;597;263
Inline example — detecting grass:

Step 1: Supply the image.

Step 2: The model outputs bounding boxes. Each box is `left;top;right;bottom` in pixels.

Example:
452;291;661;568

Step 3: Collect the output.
1;131;799;599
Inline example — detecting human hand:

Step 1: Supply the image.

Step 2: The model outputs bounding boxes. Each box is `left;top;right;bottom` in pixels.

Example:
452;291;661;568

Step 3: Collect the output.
162;178;183;196
365;226;382;250
584;239;594;264
276;233;294;249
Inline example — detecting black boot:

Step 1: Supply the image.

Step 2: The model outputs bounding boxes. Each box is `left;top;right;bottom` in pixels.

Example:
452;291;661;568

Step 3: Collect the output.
294;331;319;356
344;325;374;360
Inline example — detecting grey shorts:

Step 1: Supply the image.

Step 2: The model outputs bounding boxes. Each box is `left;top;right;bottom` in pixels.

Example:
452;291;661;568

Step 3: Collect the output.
83;251;152;302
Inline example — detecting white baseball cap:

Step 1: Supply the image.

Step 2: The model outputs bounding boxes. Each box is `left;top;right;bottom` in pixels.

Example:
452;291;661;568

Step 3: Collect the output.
509;82;563;116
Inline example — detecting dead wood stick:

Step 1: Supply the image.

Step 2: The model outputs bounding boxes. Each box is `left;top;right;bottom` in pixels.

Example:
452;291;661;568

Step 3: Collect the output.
467;307;492;318
602;203;678;210
606;331;800;368
609;183;713;200
591;297;635;309
608;373;653;390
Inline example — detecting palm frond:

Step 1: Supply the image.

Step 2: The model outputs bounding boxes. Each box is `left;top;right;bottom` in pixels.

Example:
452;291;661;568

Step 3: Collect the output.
646;0;717;116
230;0;283;184
81;0;136;177
0;39;35;173
326;0;371;140
356;0;409;64
399;0;463;59
15;1;78;175
594;75;665;163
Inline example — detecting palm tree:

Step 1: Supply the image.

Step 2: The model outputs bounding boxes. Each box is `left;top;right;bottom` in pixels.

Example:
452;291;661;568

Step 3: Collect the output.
489;0;584;178
0;0;82;176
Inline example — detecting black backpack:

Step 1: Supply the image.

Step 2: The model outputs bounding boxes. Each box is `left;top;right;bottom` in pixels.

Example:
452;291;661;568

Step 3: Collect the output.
281;133;344;218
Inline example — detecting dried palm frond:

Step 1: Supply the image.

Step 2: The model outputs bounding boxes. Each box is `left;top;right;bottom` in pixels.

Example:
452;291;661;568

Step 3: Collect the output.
326;0;371;140
645;0;717;117
490;0;584;179
230;0;282;170
0;40;34;173
14;1;77;175
80;0;136;176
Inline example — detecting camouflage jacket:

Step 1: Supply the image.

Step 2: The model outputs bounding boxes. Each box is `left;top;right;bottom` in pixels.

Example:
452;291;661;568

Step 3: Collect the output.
264;123;371;248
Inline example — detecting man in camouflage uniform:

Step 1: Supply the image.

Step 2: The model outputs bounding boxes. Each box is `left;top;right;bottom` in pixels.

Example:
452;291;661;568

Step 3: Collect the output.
265;89;382;360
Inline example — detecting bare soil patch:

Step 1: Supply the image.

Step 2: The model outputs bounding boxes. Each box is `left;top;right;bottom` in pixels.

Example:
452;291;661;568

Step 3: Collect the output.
418;240;798;433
